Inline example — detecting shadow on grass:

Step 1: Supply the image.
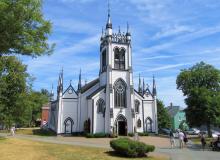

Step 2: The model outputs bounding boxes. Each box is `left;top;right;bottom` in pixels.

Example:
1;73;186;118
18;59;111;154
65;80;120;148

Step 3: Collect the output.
0;136;6;141
32;129;56;136
105;151;148;159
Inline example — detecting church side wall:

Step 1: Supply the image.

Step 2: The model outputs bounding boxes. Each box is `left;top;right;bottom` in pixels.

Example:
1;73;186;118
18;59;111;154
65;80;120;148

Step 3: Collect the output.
134;94;144;133
79;83;99;132
92;90;105;133
61;99;78;133
143;100;154;132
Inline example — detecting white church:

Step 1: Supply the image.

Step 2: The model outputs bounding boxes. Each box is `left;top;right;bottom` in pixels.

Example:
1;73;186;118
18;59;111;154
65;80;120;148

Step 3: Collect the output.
48;11;158;136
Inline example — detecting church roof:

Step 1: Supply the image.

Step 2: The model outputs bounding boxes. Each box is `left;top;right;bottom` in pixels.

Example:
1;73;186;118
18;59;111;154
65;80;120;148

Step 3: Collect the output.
80;78;99;93
87;86;106;99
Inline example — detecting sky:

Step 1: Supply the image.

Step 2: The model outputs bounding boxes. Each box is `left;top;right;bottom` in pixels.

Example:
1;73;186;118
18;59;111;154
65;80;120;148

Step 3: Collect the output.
21;0;220;107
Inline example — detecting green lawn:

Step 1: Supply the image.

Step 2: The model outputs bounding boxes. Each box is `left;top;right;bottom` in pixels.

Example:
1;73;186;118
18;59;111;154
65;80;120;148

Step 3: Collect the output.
0;137;168;160
0;128;56;136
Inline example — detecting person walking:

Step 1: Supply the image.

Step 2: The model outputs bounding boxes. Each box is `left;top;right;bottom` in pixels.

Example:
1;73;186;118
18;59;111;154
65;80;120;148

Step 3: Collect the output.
10;126;15;136
178;130;184;149
183;132;188;147
169;130;175;148
201;133;206;151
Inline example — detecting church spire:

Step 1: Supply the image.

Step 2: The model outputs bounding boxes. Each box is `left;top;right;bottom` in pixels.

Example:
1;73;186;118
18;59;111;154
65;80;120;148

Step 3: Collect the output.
142;78;145;95
78;69;82;91
50;84;54;101
152;75;157;96
106;0;112;29
138;74;142;93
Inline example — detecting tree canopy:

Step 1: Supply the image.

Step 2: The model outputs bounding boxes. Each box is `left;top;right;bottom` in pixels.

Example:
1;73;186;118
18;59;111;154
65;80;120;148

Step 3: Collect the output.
0;56;50;128
177;62;220;136
157;99;171;129
0;0;54;57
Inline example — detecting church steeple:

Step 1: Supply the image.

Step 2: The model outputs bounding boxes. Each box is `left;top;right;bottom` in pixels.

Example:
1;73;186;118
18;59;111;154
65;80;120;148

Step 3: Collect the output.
106;0;112;29
78;69;82;91
105;0;112;37
152;76;157;96
138;74;142;93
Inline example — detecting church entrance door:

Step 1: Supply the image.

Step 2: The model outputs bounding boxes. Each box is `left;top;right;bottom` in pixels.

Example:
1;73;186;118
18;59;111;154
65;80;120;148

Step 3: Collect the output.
118;121;126;135
115;114;127;136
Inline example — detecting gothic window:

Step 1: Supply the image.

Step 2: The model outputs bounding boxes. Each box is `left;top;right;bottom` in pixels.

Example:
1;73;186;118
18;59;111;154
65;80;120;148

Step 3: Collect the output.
114;79;126;108
137;119;141;128
135;100;140;113
114;48;125;70
96;98;105;114
102;50;107;72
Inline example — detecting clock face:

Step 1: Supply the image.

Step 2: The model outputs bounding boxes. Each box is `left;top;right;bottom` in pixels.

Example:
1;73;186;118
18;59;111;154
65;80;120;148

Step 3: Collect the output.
68;89;73;94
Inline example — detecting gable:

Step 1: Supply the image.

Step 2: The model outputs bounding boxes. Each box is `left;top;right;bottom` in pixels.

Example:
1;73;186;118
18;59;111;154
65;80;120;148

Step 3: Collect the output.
63;85;78;99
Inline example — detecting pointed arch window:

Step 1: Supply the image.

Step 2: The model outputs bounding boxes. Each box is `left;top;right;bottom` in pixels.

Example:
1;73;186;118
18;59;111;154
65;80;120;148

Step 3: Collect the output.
102;50;107;72
137;119;141;128
96;98;105;114
114;48;125;70
114;79;126;108
135;100;140;113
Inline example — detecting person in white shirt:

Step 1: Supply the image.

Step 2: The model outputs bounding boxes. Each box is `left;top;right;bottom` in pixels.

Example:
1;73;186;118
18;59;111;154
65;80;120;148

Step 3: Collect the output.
178;131;184;149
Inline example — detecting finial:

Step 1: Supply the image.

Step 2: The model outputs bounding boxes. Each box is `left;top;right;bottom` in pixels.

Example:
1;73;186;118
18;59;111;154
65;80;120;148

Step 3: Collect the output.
108;0;110;17
70;80;72;85
102;27;104;36
118;26;121;33
106;0;112;29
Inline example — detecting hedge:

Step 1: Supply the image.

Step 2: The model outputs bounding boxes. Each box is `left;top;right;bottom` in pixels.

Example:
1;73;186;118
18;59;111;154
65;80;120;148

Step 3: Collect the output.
86;132;108;138
138;132;149;136
110;138;155;157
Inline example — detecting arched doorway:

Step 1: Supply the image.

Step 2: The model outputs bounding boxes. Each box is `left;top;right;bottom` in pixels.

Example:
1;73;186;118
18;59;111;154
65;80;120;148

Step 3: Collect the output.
115;115;127;136
64;117;74;134
145;117;153;132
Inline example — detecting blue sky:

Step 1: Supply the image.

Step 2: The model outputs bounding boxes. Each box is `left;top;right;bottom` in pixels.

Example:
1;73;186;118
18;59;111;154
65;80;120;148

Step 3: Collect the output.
21;0;220;107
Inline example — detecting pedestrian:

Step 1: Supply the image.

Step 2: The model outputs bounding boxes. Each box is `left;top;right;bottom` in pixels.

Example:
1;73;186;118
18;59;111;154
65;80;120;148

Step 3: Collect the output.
178;130;184;149
169;130;175;148
201;133;206;151
10;126;15;136
183;132;188;147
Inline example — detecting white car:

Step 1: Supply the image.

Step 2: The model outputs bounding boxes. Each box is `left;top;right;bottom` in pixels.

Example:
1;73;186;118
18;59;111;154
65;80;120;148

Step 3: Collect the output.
212;130;220;138
186;128;200;135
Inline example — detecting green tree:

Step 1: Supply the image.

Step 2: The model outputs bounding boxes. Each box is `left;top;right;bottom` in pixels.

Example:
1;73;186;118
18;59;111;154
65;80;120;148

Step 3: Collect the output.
0;56;28;128
177;62;220;137
157;99;171;129
0;0;54;57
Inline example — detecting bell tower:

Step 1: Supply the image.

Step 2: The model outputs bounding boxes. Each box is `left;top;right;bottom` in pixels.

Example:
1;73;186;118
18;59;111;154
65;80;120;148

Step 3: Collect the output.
99;2;135;134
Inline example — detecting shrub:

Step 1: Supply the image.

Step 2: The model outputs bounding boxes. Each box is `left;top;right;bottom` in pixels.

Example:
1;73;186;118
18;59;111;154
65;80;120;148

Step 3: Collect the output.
128;133;134;137
138;132;149;136
110;138;155;157
86;132;108;138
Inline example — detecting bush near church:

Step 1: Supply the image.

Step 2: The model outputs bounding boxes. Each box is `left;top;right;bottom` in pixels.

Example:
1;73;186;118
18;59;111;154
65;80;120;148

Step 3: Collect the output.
86;132;109;138
110;138;155;157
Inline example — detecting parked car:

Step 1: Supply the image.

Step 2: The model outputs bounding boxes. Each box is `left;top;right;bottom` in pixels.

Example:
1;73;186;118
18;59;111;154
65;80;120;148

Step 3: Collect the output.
186;128;200;135
159;128;171;135
212;130;220;138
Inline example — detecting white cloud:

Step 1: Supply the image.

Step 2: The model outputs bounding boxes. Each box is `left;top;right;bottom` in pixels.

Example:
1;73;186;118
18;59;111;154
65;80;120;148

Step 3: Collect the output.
57;34;99;55
140;25;220;54
152;25;194;40
145;63;191;72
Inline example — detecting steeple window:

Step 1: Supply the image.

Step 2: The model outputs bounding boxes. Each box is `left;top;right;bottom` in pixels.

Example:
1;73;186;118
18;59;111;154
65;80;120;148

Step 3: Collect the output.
114;48;125;70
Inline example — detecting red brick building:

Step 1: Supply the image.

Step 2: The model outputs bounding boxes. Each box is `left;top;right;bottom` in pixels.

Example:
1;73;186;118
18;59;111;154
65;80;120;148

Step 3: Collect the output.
41;104;50;126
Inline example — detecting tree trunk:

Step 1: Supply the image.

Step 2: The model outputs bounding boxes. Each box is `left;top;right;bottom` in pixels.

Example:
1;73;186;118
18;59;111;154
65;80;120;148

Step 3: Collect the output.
207;122;211;137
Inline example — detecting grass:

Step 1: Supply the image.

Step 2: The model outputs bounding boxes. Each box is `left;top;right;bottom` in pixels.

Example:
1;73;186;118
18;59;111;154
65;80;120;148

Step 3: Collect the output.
0;138;168;160
0;128;56;136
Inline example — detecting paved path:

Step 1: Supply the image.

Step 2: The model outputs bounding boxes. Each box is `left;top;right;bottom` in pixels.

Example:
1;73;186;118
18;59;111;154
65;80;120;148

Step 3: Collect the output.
1;133;219;160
